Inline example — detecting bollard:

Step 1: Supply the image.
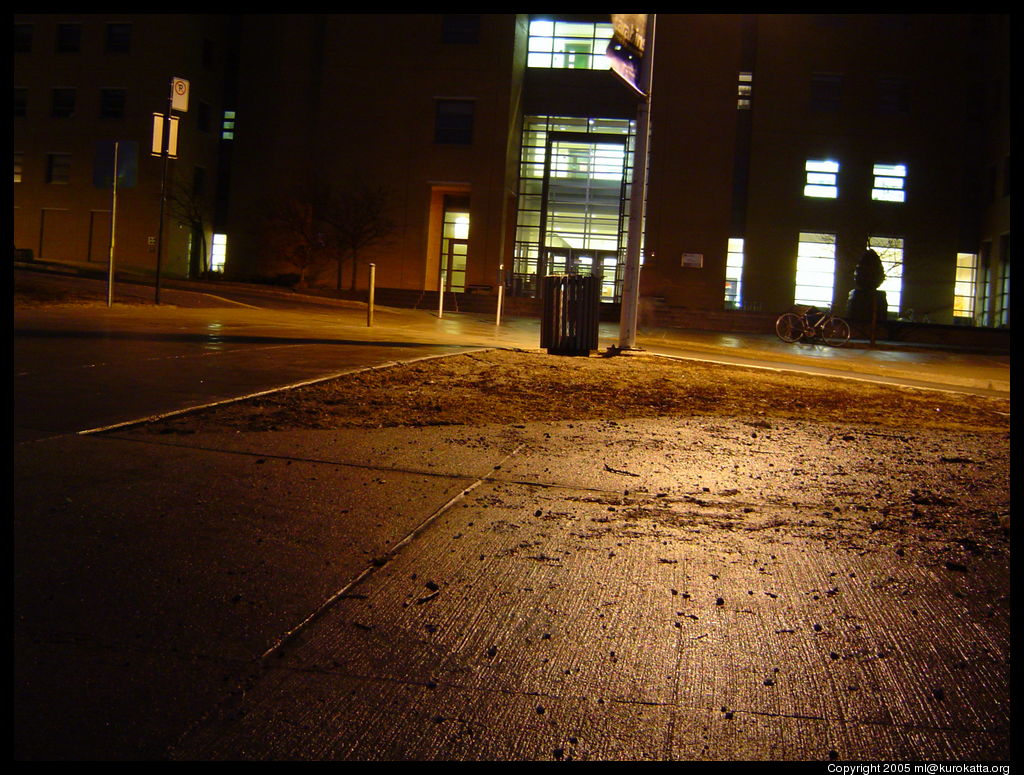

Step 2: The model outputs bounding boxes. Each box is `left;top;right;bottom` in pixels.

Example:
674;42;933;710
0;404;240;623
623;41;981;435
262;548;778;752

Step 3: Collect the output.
367;263;375;327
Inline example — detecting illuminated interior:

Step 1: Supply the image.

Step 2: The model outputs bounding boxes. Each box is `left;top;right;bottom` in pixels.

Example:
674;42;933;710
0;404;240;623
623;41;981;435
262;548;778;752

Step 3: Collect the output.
210;233;227;272
869;235;904;314
513;115;634;301
804;159;839;199
439;197;469;294
527;19;614;70
794;231;837;307
871;163;907;202
953;252;978;319
724;238;745;309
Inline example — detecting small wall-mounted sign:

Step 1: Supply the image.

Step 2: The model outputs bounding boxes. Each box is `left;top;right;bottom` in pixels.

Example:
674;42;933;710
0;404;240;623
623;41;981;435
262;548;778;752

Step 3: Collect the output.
681;252;704;268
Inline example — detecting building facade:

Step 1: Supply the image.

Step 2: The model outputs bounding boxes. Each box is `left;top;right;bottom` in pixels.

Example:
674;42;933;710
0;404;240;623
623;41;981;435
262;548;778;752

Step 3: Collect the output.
13;14;233;279
14;13;1010;328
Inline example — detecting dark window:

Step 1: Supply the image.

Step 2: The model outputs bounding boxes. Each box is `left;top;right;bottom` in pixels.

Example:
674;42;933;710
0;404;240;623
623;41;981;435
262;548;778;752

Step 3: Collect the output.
193;166;207;197
99;88;126;118
877;77;909;115
51;88;76;118
197;101;211;133
46;153;71;184
105;23;131;53
434;99;474;144
441;15;480;44
55;23;82;53
813;14;847;29
809;73;842;113
14;87;27;117
14;24;32;53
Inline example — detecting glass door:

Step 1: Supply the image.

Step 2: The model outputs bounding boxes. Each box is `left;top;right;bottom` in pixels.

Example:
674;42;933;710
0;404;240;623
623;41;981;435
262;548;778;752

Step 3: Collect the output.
443;238;468;293
543;247;620;301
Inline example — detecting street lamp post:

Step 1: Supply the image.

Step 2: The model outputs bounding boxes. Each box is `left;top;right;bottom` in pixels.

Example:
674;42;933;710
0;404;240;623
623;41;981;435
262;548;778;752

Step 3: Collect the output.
613;14;656;351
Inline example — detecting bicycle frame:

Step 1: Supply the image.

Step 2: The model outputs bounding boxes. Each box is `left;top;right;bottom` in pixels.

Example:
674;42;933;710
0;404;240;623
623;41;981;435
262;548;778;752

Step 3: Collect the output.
775;306;851;346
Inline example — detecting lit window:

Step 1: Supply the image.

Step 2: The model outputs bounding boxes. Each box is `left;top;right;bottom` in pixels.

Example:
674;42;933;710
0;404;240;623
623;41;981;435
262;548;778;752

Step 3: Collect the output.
953;252;978;320
737;72;752;109
872;163;906;202
527;19;613;70
724;238;744;308
804;159;839;198
210;233;227;272
995;234;1010;327
795;232;836;307
221;110;235;140
869;236;904;314
14;151;24;183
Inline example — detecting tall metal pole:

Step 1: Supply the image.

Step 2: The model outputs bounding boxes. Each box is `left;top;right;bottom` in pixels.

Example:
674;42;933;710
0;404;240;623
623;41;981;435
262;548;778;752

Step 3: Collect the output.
618;14;656;350
155;80;172;304
107;141;120;307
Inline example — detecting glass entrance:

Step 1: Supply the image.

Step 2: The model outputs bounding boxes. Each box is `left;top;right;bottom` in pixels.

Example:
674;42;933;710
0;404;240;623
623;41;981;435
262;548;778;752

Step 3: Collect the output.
545;248;620;301
512;117;634;302
443;238;468;293
439;196;469;294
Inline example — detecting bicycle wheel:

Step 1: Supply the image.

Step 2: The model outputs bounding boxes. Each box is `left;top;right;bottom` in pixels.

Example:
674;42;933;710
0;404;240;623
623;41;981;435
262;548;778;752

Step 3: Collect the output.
821;316;851;346
775;312;804;343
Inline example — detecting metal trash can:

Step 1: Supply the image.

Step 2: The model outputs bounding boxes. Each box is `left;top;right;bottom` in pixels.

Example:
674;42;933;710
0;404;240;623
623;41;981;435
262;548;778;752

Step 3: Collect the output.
540;274;601;356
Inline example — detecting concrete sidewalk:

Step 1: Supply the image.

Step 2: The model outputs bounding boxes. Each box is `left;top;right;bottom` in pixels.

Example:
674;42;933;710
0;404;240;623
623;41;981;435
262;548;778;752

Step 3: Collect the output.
162;420;1008;762
16;414;1010;760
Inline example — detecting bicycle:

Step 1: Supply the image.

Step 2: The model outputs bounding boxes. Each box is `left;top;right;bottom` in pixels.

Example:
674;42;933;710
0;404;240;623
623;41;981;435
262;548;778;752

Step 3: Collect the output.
775;305;851;346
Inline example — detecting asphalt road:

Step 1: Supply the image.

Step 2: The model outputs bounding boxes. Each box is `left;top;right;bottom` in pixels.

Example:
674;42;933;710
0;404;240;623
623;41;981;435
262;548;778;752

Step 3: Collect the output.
13;268;1010;443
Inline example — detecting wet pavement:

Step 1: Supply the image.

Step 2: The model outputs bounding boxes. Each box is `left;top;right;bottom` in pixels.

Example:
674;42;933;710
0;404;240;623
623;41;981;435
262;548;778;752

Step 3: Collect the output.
13;267;1012;761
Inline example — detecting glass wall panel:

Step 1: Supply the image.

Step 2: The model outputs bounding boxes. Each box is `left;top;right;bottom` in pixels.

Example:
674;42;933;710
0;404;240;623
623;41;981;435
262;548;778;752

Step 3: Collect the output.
795;232;837;307
527;20;613;70
869;236;904;314
513;115;634;301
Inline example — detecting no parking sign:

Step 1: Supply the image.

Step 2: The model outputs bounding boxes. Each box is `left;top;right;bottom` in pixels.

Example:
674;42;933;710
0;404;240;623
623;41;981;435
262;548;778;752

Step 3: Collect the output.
171;77;189;112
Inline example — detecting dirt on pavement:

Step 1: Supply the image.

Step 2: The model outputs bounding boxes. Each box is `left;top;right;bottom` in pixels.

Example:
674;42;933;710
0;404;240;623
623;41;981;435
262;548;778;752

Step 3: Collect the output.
139;347;1010;436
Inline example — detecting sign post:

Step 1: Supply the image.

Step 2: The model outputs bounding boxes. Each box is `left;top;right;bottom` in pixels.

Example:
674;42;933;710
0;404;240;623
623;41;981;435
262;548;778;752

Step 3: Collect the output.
608;13;656;351
94;141;138;306
153;77;188;304
108;142;120;307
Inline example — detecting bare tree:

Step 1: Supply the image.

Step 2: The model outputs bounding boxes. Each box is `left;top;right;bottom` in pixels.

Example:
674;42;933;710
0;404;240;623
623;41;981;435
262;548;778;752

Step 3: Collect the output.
263;182;332;288
321;174;398;292
165;177;211;278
